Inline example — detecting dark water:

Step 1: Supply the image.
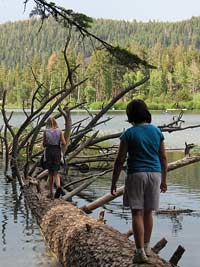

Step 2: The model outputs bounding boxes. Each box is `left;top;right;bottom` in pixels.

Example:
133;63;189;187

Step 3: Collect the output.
1;111;200;267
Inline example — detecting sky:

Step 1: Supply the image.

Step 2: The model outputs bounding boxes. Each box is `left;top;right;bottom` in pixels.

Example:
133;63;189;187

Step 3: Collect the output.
0;0;200;24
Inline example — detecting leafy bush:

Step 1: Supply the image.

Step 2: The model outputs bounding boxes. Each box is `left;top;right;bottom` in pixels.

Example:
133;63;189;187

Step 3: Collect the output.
89;101;105;110
146;101;166;110
192;93;200;109
113;101;128;110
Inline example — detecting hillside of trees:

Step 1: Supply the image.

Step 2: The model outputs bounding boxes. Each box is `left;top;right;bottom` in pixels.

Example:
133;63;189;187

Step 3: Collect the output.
1;16;200;109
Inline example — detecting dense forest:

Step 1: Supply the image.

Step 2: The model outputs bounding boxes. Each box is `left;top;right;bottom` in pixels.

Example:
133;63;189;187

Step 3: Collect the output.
1;16;200;109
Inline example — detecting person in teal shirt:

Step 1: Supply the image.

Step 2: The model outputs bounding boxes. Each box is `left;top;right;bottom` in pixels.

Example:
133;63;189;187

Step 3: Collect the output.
111;99;167;264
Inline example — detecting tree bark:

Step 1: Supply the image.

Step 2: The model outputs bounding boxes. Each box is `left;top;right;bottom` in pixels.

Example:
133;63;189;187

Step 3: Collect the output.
24;184;172;267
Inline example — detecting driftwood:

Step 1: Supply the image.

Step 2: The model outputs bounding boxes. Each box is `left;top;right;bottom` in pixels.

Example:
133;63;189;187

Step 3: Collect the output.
156;208;194;215
169;246;185;266
24;183;174;267
63;169;112;201
152;238;168;254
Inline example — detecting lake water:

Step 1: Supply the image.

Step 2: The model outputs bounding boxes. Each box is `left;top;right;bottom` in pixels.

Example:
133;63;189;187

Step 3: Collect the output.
1;110;200;267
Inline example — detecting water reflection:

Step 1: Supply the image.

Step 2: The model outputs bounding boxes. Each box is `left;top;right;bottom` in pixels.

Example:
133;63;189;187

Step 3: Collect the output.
1;213;7;246
156;213;183;237
0;159;60;267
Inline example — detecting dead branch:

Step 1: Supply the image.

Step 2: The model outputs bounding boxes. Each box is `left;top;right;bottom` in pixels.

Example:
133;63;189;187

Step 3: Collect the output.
58;107;72;153
67;131;99;162
63;168;112;190
152;238;168;254
1;91;15;138
159;111;184;129
63;169;113;201
169;245;185;266
156;208;194;215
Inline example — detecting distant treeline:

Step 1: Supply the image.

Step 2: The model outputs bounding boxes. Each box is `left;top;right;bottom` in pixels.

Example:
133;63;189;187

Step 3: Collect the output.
1;16;200;109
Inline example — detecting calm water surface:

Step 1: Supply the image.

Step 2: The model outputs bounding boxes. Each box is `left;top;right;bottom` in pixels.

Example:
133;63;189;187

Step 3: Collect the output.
1;111;200;267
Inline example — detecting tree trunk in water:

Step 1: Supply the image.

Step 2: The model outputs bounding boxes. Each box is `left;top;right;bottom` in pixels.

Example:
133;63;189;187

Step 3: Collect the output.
24;184;172;267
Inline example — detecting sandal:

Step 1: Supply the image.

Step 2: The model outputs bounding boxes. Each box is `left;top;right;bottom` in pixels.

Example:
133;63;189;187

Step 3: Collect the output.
47;192;54;200
54;187;61;199
60;187;66;196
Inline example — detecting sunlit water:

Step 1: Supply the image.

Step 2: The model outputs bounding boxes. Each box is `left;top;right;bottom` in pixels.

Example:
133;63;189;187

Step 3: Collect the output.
1;111;200;267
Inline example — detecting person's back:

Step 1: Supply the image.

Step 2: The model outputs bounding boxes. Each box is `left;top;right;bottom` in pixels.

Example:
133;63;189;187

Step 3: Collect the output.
121;124;163;173
45;128;61;146
43;117;66;199
111;99;167;264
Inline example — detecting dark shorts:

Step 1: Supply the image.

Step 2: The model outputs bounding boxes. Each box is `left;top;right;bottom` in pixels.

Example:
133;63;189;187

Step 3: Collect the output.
123;172;161;211
45;145;61;171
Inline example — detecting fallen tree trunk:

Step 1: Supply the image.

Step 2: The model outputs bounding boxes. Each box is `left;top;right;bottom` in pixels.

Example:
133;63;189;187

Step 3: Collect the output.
24;183;173;267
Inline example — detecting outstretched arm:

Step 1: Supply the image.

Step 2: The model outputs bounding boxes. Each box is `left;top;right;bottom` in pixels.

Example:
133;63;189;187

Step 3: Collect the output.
111;139;128;195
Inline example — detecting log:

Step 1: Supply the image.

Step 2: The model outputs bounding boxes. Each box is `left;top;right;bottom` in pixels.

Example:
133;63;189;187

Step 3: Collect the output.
167;155;200;171
169;245;185;266
152;238;168;254
81;186;124;213
98;209;106;223
124;228;133;238
63;169;112;201
156;208;194;215
24;184;173;267
62;176;98;201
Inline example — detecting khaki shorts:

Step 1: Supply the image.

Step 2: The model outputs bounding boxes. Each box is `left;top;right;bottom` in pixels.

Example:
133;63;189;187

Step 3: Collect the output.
123;172;161;211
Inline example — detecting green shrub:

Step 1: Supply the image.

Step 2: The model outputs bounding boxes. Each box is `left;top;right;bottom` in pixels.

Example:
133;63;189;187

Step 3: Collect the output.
113;101;128;110
192;93;200;110
89;101;105;110
146;101;166;110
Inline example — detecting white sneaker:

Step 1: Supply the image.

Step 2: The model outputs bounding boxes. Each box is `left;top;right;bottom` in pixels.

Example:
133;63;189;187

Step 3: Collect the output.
133;250;148;264
144;246;152;257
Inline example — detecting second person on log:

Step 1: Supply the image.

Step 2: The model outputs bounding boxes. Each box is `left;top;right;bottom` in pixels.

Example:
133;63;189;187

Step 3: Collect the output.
111;99;167;264
43;117;66;199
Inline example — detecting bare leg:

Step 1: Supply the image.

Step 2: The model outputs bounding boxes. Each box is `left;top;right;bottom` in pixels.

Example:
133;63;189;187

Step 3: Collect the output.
54;171;61;188
144;209;153;244
54;171;63;198
48;170;54;197
131;209;144;249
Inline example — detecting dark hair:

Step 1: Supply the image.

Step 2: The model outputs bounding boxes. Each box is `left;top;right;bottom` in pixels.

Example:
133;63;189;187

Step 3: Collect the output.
126;99;151;124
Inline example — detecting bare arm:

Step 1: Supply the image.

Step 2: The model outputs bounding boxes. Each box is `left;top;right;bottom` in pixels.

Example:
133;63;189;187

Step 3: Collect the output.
60;131;67;146
159;140;168;192
111;139;128;195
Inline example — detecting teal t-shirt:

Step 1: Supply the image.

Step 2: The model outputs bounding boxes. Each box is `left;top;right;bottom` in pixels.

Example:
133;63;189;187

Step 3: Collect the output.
120;124;164;173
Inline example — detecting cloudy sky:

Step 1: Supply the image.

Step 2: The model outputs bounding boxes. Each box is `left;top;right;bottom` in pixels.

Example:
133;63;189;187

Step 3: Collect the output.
0;0;200;23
